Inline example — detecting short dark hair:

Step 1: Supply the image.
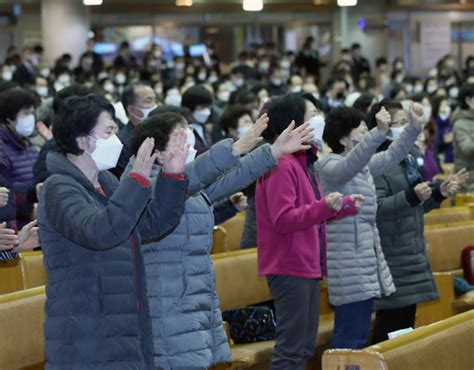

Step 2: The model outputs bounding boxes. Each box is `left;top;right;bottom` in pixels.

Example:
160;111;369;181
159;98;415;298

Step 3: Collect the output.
53;94;115;155
220;105;252;134
458;83;474;110
351;43;361;50
181;84;213;112
235;90;258;105
323;107;365;154
411;92;429;103
120;82;151;113
353;93;375;114
376;57;388;67
0;87;38;123
52;84;95;114
264;93;306;143
366;99;403;130
129;112;187;155
0;81;19;94
150;105;191;120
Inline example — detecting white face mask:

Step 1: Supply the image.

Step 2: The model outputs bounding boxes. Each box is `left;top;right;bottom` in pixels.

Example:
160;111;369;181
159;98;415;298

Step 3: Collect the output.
36;86;49;97
390;126;404;142
15;114;36;137
426;85;437;94
164;93;182;107
186;147;197;164
88;134;124;171
103;82;115;93
439;106;451;121
40;68;50;78
57;74;71;85
198;72;207;81
449;87;459;99
291;85;302;93
138;105;157;122
54;82;66;92
2;70;13;81
272;78;282;86
413;84;424;94
308;115;326;143
218;90;230;103
194;107;211;124
115;73;126;85
237;126;250;139
233;78;244;87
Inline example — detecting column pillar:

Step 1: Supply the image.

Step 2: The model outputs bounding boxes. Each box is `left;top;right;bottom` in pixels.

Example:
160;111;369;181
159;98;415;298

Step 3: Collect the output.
41;0;91;66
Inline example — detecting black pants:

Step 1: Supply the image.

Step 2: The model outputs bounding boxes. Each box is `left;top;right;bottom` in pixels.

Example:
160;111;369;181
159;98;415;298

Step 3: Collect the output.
371;304;417;344
266;275;320;370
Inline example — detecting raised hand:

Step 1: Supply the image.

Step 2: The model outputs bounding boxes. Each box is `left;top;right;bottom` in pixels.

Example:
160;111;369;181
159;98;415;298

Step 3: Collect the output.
448;168;469;188
350;194;365;211
440;179;460;198
132;137;158;179
230;192;248;212
13;220;39;253
271;121;314;160
409;102;425;129
375;107;391;134
36;121;53;141
232;113;269;157
0;222;18;251
414;182;432;202
163;129;189;175
0;187;9;208
326;192;343;213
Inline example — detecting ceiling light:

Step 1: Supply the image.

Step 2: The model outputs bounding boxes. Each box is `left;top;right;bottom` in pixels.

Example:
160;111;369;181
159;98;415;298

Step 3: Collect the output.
337;0;357;6
83;0;103;5
243;0;263;12
176;0;193;6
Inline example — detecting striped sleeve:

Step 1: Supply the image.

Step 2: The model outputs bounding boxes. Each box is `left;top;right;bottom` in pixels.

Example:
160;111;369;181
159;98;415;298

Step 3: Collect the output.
0;250;17;261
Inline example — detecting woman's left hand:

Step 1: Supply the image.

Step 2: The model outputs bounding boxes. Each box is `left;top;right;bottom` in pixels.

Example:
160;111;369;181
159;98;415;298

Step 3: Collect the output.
232;113;269;157
270;121;314;160
12;220;39;253
133;137;158;179
440;179;460;198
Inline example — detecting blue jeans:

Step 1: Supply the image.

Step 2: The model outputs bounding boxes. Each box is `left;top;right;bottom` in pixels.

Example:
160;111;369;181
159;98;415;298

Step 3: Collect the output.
330;299;374;349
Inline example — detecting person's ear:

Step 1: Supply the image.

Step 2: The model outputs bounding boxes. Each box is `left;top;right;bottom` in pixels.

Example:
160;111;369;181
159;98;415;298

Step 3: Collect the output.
76;136;92;153
339;136;349;148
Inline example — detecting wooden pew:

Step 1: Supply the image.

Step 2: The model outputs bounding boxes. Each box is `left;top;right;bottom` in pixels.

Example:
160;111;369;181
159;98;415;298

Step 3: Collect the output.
415;222;474;327
424;206;472;226
212;226;229;254
455;193;474;207
20;251;48;289
0;257;25;294
212;249;334;370
322;310;474;370
219;211;246;252
0;286;46;369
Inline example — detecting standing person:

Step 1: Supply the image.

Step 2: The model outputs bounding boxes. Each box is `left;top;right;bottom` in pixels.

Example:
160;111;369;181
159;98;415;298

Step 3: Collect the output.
13;47;39;86
351;43;371;82
316;103;424;349
126;108;313;369
453;83;474;192
181;84;214;155
0;87;39;229
367;100;467;343
256;93;364;370
37;94;188;370
432;96;454;164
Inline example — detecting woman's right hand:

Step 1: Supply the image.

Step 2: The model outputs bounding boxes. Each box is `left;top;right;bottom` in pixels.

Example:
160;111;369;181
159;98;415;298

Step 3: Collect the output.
0;222;18;251
232;113;269;157
132;137;158;179
375;107;391;134
414;182;432;201
162;129;189;174
270;121;314;160
0;187;9;208
325;192;343;212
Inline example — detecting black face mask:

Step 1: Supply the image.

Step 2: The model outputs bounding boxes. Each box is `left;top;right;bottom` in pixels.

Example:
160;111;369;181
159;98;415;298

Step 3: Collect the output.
336;92;345;100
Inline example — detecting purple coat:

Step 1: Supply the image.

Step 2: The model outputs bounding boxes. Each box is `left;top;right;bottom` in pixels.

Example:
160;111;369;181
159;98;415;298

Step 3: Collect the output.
0;126;38;229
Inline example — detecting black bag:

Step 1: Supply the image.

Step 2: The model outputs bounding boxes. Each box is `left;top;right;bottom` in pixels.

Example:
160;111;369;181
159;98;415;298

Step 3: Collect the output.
222;305;276;344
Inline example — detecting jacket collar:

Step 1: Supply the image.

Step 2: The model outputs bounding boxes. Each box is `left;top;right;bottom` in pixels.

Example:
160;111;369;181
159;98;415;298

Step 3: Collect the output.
0;126;29;150
46;151;116;194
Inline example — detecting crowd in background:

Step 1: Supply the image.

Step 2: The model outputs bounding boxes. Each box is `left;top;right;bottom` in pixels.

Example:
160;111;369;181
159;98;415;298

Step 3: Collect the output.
0;34;473;370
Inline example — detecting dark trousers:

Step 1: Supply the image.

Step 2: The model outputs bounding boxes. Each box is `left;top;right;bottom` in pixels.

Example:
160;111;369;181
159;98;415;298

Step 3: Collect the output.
331;299;374;349
266;275;320;370
371;304;417;344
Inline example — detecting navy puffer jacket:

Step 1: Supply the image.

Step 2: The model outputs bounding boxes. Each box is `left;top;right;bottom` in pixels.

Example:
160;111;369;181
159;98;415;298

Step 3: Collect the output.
38;152;187;370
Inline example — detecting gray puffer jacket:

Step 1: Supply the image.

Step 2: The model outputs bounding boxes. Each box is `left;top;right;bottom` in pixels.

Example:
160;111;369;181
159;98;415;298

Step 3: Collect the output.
124;139;277;369
316;123;420;306
373;149;442;311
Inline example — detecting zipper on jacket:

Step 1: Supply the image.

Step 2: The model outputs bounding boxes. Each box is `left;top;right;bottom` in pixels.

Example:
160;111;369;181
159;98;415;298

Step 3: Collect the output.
130;235;141;312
